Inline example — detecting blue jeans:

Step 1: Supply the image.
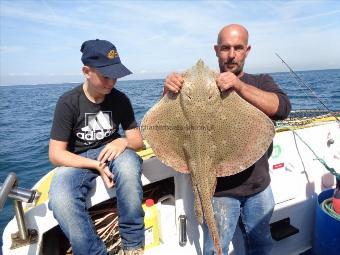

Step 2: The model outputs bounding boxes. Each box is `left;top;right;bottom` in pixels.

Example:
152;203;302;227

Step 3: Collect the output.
48;147;144;255
203;185;274;255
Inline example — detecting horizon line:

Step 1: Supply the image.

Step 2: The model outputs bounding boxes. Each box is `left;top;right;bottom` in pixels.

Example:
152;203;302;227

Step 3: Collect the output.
0;67;339;87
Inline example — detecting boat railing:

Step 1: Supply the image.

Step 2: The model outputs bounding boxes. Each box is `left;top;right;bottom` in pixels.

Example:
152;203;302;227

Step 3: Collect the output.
0;172;40;249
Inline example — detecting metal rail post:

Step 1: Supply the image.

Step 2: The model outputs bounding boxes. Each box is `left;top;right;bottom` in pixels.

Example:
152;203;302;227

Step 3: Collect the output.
13;200;28;240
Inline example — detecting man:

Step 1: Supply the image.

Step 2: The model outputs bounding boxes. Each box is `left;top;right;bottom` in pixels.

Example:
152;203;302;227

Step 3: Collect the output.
164;24;291;254
48;39;144;255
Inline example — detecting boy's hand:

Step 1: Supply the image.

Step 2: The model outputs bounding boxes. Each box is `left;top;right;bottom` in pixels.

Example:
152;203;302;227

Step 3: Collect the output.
164;72;184;94
97;138;128;163
96;162;114;188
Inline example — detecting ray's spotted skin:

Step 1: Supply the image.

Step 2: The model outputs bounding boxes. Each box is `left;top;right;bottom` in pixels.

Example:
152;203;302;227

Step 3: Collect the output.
141;60;275;255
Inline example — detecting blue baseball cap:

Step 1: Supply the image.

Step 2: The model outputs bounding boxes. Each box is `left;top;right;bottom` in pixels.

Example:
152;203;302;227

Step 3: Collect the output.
80;39;132;79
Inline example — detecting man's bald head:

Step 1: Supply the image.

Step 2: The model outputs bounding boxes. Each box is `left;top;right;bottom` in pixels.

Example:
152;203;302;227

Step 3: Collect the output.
217;24;249;45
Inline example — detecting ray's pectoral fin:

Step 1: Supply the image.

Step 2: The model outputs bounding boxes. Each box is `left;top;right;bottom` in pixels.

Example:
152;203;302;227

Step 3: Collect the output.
141;94;191;173
214;91;275;177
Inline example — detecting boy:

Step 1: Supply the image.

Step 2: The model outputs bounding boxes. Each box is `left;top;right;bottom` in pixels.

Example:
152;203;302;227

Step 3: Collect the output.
48;39;144;255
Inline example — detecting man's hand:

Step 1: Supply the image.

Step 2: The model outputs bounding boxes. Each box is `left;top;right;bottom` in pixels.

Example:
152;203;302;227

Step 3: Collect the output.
164;72;184;94
216;71;244;92
97;138;128;163
96;162;114;188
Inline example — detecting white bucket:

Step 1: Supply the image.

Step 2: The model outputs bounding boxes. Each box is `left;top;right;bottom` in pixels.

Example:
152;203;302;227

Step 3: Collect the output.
156;194;176;243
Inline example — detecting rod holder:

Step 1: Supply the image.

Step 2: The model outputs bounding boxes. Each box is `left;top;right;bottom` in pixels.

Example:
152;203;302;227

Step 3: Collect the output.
2;185;40;204
0;172;39;249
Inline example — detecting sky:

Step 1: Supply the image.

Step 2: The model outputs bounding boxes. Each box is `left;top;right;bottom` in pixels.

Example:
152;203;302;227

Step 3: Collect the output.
0;0;340;85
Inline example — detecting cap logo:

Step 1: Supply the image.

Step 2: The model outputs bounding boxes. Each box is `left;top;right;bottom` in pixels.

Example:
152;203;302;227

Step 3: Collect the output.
107;50;118;59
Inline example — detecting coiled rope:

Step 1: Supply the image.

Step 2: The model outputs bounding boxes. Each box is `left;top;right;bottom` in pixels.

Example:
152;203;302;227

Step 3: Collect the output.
321;198;340;220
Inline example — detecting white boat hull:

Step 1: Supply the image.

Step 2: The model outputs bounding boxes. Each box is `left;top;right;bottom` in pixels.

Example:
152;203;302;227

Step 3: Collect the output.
2;118;339;255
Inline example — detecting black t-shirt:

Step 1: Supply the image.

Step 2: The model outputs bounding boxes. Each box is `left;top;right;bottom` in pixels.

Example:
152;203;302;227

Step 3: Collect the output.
50;85;137;154
214;73;291;197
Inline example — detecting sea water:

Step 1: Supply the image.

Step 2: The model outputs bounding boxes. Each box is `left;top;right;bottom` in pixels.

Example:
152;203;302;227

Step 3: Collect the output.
0;69;339;244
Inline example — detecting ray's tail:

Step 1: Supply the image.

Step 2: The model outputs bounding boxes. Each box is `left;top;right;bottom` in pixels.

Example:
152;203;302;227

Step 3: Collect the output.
194;183;223;255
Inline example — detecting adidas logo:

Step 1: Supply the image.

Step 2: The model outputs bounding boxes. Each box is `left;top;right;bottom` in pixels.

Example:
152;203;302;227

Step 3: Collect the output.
76;111;115;142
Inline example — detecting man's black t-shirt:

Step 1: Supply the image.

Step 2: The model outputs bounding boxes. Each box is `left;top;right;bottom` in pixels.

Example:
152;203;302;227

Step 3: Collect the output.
215;73;291;197
50;85;137;154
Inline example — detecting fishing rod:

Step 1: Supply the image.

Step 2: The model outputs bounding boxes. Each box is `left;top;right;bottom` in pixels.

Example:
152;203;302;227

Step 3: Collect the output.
275;53;340;124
